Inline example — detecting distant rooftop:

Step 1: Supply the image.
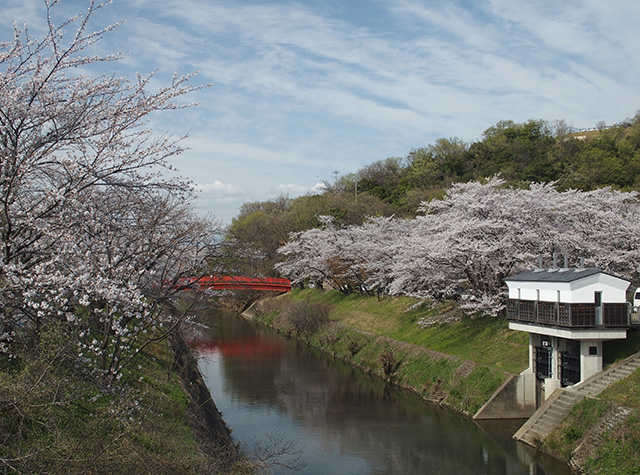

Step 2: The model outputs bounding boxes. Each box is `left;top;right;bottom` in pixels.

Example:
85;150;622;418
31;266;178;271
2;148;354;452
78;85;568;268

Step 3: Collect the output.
505;267;629;283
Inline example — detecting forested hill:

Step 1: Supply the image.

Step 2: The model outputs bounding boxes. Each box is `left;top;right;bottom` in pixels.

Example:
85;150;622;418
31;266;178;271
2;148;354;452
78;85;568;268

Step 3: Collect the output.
223;112;640;277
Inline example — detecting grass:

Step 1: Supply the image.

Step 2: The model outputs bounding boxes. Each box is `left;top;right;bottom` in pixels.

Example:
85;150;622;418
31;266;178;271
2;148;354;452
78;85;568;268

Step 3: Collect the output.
582;413;640;475
287;289;529;373
603;329;640;365
542;368;640;474
543;398;610;462
0;329;248;474
548;397;640;475
566;130;604;140
598;367;640;409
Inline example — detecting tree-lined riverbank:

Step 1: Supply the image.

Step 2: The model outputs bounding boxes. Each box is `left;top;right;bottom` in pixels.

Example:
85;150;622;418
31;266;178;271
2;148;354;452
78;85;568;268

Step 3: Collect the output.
0;4;235;471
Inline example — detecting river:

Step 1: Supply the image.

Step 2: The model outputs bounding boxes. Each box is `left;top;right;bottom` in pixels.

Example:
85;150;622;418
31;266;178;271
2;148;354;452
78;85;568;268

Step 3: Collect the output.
192;307;571;474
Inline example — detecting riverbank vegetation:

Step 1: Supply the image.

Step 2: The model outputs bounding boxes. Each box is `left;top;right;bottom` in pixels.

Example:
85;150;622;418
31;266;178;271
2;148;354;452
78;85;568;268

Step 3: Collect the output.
0;332;249;473
225;112;640;318
565;365;640;474
248;290;527;414
0;4;236;472
275;182;640;316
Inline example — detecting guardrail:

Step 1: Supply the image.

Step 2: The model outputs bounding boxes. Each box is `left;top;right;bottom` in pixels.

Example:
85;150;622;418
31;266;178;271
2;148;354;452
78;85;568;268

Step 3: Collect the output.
173;275;292;292
506;299;637;328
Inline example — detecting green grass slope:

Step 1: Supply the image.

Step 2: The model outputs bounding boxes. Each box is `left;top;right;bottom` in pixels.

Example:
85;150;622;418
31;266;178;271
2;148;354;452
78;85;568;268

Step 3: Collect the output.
0;329;250;474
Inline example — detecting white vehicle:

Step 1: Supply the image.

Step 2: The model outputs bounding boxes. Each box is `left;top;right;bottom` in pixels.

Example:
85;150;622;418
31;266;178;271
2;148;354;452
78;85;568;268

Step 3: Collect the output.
634;288;640;309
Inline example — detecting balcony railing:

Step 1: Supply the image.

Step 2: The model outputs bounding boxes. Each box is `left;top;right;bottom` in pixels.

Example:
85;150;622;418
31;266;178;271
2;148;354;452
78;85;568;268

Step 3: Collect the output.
506;299;633;328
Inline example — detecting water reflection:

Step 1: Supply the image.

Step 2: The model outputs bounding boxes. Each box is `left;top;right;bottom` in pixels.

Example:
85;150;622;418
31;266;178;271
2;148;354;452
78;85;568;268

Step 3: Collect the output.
193;309;570;475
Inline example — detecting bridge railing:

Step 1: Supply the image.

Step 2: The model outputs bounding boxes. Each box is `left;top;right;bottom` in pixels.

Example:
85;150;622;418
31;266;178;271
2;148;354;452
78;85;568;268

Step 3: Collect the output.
173;275;292;292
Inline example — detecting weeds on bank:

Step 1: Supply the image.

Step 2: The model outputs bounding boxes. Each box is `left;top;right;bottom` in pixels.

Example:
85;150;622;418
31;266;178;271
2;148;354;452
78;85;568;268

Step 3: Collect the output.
543;398;610;462
542;396;640;474
274;299;331;336
285;289;529;373
598;367;640;409
582;412;640;475
576;369;640;474
0;327;249;474
379;343;401;382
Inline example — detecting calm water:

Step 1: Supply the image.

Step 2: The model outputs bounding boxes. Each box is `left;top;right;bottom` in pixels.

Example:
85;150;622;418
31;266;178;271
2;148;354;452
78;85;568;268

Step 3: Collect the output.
193;308;570;475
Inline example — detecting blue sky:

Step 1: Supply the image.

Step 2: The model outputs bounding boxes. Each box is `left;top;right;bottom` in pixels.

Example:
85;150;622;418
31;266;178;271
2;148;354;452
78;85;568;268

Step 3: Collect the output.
2;1;640;223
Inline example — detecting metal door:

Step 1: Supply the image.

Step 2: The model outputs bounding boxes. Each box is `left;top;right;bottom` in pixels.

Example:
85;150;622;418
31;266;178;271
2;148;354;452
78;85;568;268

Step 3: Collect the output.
535;346;552;379
561;352;581;386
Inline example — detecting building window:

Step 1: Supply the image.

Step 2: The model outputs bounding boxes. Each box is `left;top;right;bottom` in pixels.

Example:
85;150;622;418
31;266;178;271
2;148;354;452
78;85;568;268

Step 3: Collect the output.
589;346;598;356
595;291;603;325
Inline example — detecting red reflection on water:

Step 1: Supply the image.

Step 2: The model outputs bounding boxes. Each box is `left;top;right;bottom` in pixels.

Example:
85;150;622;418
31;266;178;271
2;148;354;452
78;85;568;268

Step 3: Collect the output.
189;338;283;358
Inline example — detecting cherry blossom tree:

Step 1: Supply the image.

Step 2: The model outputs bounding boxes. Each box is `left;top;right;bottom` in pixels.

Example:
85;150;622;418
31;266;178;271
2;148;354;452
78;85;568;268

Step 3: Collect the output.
277;178;640;316
0;1;216;383
276;216;345;291
392;179;640;314
341;216;406;297
55;188;217;381
389;179;547;313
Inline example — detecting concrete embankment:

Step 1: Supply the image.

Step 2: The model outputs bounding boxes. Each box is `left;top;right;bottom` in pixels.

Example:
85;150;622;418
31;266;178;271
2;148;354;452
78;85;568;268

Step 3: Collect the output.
170;331;238;455
474;372;537;420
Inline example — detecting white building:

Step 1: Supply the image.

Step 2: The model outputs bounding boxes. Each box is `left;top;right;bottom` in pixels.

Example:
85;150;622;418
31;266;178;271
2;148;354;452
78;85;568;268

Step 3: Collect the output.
505;266;632;403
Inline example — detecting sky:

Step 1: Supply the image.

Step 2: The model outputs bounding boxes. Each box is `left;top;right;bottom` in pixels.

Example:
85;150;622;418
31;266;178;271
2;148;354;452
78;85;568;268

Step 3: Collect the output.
2;0;640;223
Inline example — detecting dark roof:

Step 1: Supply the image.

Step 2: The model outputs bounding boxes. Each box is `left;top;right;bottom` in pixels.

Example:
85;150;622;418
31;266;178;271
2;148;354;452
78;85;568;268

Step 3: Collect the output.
505;267;630;284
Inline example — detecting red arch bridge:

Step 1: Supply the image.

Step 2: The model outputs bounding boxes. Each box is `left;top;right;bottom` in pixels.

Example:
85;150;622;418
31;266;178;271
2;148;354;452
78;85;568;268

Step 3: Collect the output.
174;275;291;292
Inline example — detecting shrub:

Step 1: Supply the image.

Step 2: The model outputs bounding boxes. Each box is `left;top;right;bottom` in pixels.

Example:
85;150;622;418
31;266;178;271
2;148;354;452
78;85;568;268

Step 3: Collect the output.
379;343;401;382
347;337;363;356
275;300;332;336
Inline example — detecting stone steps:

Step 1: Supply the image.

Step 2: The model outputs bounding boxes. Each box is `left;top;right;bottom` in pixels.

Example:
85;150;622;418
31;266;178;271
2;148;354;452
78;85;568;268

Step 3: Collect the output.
577;352;640;398
514;390;584;445
514;351;640;447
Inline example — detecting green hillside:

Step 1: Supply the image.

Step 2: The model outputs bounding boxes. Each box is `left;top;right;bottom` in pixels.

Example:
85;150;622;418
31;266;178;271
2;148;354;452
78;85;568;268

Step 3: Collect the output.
224;113;640;277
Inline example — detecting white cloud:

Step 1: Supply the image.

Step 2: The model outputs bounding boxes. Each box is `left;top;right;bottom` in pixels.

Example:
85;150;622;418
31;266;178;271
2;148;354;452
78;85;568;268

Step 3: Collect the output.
195;181;244;195
277;183;312;196
2;0;639;223
311;182;327;194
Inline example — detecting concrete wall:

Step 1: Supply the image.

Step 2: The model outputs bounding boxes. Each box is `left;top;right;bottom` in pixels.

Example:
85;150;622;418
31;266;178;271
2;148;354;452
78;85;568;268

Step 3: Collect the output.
474;372;537;420
581;340;603;380
543;378;562;400
570;274;628;303
507;272;629;303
